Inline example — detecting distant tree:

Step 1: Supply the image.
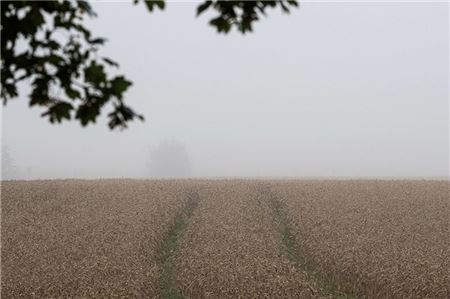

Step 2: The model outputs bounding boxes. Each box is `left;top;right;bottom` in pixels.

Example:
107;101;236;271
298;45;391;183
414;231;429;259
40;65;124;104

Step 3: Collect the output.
1;145;15;180
149;140;191;178
1;1;298;129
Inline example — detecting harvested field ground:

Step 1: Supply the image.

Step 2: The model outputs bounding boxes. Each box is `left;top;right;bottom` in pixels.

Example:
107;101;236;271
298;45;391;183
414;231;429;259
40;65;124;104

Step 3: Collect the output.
1;179;448;298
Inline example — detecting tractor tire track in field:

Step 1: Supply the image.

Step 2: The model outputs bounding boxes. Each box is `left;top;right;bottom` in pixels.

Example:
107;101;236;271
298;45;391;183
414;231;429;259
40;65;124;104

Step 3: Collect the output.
259;184;355;299
156;189;201;299
173;181;321;298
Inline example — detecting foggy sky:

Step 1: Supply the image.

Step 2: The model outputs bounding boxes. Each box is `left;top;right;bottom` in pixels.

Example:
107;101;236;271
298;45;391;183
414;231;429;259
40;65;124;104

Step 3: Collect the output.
1;2;448;179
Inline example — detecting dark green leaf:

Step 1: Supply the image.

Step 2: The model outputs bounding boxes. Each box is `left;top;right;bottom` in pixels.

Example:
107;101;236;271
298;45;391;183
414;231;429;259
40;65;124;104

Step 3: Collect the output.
197;1;212;16
110;76;132;99
76;104;100;126
42;101;73;123
144;0;165;12
210;17;231;33
47;40;60;50
66;88;81;99
47;54;65;65
102;57;119;67
84;62;106;84
89;37;106;45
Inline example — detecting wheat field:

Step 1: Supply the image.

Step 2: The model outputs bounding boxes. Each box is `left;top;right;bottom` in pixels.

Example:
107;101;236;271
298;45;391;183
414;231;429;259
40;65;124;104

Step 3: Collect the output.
1;179;448;298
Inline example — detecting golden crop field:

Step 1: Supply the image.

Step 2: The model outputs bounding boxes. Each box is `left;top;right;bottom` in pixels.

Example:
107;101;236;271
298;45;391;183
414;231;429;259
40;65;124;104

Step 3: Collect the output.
1;179;448;298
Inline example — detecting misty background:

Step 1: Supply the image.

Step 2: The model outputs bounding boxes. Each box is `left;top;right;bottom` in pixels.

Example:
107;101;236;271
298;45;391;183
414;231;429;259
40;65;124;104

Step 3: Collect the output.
1;2;448;179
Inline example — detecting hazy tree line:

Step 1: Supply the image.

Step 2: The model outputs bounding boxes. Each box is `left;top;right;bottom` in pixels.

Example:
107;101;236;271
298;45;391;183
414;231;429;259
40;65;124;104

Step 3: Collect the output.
149;140;191;178
1;145;15;180
1;141;191;179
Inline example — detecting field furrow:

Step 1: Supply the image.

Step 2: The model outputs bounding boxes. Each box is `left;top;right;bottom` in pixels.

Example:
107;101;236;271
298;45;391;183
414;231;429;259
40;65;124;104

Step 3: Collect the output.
157;189;200;298
173;180;321;298
259;184;354;299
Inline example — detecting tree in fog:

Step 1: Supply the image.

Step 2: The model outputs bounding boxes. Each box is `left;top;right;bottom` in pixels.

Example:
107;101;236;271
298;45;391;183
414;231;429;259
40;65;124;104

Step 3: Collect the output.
1;145;15;180
149;141;191;178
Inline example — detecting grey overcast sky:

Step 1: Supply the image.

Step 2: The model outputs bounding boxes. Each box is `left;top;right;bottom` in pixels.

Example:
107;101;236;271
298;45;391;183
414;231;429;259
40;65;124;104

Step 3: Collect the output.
1;2;449;179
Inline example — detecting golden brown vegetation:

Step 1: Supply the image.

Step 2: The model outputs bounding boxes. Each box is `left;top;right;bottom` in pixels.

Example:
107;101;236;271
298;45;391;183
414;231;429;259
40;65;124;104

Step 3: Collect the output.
270;180;449;298
1;180;190;297
173;180;321;298
1;179;448;298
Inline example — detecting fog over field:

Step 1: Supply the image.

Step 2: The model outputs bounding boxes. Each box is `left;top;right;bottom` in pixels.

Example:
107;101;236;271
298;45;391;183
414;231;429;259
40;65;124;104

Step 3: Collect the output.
1;2;448;179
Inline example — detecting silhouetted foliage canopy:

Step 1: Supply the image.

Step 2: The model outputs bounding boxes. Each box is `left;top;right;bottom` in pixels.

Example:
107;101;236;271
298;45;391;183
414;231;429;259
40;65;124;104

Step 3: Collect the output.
1;0;298;129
